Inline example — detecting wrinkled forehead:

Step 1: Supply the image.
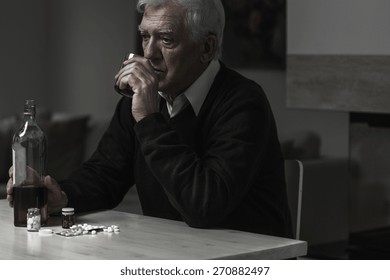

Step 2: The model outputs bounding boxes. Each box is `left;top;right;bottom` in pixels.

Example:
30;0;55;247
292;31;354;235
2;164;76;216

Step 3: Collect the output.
140;3;187;33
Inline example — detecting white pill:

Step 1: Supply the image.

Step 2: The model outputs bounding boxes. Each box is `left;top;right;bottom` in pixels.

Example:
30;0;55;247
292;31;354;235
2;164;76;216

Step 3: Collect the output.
39;229;53;235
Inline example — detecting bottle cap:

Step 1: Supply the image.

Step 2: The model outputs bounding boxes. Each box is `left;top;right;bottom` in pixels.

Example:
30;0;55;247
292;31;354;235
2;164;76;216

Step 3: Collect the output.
62;207;75;215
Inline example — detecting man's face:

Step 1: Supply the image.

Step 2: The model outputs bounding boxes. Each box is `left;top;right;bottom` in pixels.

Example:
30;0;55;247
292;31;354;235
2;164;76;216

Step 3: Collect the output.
139;3;205;97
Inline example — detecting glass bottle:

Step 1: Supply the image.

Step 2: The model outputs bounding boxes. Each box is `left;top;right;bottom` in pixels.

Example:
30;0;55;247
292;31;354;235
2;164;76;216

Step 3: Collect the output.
27;208;41;232
62;207;75;228
12;100;48;227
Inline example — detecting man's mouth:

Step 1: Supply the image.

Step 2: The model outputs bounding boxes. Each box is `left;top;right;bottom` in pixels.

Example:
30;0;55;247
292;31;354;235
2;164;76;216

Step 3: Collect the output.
150;62;164;73
153;68;165;78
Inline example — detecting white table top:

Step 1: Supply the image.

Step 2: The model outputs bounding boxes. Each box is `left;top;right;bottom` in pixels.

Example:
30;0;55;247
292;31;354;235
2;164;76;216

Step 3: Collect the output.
0;200;307;259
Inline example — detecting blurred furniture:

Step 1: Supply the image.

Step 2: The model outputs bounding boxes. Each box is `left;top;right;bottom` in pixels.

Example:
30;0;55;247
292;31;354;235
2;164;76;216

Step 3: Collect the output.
281;130;349;257
285;159;303;240
0;200;307;260
299;158;350;259
300;158;349;245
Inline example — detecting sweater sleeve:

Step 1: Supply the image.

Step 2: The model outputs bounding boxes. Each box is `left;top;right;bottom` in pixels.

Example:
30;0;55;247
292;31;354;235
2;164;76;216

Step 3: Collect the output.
134;82;279;228
60;98;136;212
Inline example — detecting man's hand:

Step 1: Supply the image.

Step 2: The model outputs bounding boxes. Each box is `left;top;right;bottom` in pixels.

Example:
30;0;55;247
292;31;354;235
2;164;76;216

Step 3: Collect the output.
115;56;160;122
7;167;68;214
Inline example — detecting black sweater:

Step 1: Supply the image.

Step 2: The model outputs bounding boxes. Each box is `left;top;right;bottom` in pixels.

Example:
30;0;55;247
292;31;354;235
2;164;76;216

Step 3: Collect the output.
61;63;293;238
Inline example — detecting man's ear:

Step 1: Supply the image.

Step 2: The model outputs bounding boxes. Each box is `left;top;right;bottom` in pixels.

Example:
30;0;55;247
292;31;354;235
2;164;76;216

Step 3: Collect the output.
200;34;218;64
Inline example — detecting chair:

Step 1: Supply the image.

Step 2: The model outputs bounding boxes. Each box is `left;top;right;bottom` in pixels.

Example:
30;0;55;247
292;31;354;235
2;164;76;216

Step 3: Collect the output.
284;159;303;240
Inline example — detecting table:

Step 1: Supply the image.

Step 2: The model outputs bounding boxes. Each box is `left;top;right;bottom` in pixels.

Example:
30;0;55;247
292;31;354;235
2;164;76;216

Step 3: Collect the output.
0;200;307;259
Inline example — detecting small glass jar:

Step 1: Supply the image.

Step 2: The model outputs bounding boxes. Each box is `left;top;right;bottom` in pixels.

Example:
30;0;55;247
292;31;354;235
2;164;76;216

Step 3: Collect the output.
62;207;75;229
27;208;41;232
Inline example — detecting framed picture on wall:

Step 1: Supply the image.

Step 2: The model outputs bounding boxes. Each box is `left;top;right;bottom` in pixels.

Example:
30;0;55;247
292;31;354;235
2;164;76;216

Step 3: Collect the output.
221;0;286;69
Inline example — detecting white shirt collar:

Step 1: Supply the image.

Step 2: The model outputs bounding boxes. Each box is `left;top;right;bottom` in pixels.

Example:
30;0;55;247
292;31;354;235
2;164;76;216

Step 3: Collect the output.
159;60;220;117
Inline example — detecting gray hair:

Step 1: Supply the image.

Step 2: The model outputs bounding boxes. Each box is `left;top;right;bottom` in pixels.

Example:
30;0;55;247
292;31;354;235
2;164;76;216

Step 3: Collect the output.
137;0;225;59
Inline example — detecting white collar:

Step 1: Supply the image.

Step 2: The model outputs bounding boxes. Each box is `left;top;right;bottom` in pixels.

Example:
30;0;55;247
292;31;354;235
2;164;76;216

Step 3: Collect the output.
159;60;220;117
184;59;220;116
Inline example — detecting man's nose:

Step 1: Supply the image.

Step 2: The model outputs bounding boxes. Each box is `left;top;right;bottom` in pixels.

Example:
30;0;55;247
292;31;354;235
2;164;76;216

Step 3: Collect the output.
143;38;161;61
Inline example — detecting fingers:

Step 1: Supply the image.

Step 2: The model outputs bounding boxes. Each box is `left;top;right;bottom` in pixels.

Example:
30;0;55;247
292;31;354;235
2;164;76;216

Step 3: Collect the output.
44;175;59;191
116;64;154;90
7;166;14;207
25;166;41;186
44;175;68;214
6;177;14;208
7;172;68;213
115;57;156;92
8;166;13;179
7;165;42;208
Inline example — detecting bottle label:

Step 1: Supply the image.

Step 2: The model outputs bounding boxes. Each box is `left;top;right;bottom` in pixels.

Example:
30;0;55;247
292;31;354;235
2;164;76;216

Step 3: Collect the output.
12;143;27;186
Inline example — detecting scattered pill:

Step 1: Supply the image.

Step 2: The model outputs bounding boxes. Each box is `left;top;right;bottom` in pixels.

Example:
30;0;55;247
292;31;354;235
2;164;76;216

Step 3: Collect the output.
56;223;121;237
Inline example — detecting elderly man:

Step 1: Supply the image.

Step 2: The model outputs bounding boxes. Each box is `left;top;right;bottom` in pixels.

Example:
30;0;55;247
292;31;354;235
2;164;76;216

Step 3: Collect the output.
8;0;292;237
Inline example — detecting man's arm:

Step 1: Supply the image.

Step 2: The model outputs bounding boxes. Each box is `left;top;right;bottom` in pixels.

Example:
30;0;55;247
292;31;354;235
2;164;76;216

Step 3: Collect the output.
60;98;136;212
134;82;279;228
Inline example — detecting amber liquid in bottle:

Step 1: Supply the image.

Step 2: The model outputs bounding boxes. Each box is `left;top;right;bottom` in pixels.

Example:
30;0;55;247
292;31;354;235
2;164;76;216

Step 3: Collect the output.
12;100;48;227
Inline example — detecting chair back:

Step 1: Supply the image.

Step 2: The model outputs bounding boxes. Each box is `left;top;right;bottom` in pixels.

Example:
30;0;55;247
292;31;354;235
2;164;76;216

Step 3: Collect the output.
284;159;303;240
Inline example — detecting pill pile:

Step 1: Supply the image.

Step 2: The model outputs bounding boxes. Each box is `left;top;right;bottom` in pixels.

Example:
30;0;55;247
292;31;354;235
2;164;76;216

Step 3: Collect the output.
27;213;41;232
57;224;120;237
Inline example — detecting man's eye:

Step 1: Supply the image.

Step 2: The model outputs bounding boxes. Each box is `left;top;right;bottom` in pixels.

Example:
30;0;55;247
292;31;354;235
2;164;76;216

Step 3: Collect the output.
141;34;150;42
162;37;173;45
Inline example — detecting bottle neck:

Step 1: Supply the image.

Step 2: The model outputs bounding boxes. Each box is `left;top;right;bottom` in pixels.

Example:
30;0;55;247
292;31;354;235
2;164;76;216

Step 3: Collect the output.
23;102;36;121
